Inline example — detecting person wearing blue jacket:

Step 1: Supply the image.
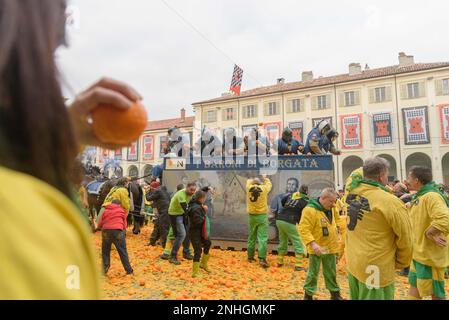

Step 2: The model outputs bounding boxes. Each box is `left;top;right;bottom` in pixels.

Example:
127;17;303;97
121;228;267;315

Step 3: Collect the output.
273;128;304;155
303;120;332;155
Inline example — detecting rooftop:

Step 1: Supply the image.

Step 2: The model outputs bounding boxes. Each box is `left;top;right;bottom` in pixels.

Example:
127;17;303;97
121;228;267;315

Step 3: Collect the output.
193;61;449;105
144;115;194;132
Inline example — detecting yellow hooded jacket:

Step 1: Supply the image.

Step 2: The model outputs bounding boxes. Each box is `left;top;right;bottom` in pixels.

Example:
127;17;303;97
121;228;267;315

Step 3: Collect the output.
334;198;347;256
345;183;413;287
102;186;130;214
0;166;101;299
409;192;449;268
246;177;272;214
342;167;363;203
298;201;341;255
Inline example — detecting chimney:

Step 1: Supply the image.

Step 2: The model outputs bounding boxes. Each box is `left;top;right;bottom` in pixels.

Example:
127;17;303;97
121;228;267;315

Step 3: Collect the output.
180;108;186;122
349;63;362;75
398;52;415;67
302;71;313;82
277;78;285;84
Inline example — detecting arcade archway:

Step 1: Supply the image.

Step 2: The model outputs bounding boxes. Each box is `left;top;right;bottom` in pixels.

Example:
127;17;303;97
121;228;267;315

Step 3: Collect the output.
377;154;398;182
442;152;449;186
342;156;364;183
405;153;432;175
128;165;139;178
142;164;153;184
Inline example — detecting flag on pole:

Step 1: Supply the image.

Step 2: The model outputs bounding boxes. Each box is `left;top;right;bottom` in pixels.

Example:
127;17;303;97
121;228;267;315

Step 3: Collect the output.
230;64;243;95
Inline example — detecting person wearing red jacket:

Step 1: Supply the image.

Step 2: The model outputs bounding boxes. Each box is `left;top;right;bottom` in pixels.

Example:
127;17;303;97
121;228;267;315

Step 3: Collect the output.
98;200;133;275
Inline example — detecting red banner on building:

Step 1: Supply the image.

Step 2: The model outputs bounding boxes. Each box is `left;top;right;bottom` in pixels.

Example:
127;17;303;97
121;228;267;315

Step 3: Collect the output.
372;112;393;145
159;136;168;157
402;106;430;145
127;141;139;161
263;122;281;144
340;114;363;149
288;121;304;143
142;135;154;161
439;104;449;144
114;148;122;160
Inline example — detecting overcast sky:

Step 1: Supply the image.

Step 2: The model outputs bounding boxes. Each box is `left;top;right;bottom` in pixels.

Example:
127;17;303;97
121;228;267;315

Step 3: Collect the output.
58;0;449;120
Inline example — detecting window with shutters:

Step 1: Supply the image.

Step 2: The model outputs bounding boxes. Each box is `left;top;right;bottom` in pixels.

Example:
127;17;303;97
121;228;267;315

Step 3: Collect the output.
223;107;235;121
289;99;302;113
375;87;386;102
443;79;449;95
317;95;328;109
204;110;217;123
265;102;279;116
344;91;356;106
243;105;257;119
407;82;420;99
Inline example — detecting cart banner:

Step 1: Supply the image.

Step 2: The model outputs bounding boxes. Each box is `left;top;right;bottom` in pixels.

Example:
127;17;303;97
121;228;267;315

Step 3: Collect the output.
402;106;430;145
341;114;363;149
372;112;393;145
127;141;139;161
142;135;154;161
288;121;304;143
163;155;334;242
439;104;449;144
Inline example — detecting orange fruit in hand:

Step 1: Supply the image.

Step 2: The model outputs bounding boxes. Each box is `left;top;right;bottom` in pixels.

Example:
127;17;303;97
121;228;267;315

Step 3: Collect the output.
91;102;148;146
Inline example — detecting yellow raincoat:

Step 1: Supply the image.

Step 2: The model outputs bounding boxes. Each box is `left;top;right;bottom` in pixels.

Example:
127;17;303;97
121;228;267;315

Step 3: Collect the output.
345;183;413;287
0;166;101;299
102;186;130;214
409;192;449;268
298;203;341;255
246;177;272;214
334;198;347;256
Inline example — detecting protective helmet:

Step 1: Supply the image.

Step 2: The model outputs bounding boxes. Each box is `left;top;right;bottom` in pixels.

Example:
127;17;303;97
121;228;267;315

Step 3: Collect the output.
168;126;182;141
282;127;293;142
317;120;331;134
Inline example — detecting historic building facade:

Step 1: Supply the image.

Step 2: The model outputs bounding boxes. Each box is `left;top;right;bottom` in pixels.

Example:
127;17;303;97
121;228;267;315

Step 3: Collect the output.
192;53;449;187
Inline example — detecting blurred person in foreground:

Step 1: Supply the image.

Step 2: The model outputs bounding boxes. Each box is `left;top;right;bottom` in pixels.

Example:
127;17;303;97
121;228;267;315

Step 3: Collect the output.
0;0;142;299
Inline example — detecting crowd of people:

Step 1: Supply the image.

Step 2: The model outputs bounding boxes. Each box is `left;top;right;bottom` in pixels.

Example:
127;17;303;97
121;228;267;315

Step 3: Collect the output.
96;155;449;300
4;0;448;301
163;120;341;160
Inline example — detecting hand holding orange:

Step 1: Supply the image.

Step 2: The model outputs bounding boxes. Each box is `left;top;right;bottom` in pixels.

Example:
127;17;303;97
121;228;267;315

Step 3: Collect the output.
92;101;148;146
68;77;145;149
